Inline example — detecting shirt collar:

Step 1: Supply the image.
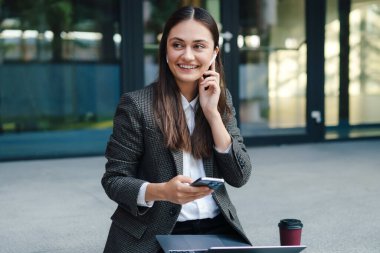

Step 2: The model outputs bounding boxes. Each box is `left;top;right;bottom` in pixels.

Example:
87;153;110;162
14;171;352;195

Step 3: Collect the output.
180;94;199;111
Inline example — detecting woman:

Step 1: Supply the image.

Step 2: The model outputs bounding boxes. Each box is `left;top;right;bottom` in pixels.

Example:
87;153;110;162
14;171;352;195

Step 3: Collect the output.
102;6;252;253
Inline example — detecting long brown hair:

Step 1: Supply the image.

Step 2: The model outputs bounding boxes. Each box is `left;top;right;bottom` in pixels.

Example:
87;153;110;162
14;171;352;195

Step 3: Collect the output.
153;6;231;159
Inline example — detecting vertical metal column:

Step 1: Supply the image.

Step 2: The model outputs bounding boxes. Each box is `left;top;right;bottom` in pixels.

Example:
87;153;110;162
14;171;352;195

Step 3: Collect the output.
306;0;326;141
338;0;351;128
221;0;240;125
120;0;144;93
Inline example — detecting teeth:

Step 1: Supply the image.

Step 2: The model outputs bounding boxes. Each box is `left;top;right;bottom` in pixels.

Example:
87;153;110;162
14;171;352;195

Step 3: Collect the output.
179;64;197;69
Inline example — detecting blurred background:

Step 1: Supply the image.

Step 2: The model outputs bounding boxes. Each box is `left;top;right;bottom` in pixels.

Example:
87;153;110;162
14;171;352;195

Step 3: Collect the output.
1;0;380;161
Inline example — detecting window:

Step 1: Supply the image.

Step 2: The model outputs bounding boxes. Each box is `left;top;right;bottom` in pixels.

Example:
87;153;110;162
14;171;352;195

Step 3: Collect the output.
0;0;120;135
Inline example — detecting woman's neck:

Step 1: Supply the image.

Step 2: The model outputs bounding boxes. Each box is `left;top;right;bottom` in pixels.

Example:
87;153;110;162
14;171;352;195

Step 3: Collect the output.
177;81;198;102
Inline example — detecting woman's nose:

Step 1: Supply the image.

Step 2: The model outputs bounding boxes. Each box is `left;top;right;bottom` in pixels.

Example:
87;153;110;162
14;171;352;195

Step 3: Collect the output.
182;47;195;61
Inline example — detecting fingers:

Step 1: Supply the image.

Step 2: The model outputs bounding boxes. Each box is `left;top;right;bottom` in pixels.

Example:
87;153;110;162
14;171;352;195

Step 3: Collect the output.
199;71;219;91
179;181;212;195
177;192;213;204
175;187;213;205
202;70;219;80
199;79;219;93
174;175;193;184
200;76;218;84
164;176;214;205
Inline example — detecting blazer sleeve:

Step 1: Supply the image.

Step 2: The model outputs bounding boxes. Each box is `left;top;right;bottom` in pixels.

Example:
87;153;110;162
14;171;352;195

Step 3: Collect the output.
101;93;147;216
213;89;252;188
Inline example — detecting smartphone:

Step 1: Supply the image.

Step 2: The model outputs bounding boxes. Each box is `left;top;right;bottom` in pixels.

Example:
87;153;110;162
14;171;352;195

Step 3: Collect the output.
191;177;224;190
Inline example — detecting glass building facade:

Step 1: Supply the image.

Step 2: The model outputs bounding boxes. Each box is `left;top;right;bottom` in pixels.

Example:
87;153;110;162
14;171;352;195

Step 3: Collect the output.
1;0;380;161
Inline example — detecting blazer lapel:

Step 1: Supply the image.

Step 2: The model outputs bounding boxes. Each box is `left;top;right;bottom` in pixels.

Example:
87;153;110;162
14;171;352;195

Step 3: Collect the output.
203;156;214;177
171;149;183;175
171;149;214;177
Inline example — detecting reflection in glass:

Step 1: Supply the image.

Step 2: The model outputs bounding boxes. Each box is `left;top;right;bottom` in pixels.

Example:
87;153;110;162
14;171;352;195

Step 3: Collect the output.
325;0;340;127
238;0;306;136
0;0;120;62
325;0;380;130
0;0;121;134
349;1;380;125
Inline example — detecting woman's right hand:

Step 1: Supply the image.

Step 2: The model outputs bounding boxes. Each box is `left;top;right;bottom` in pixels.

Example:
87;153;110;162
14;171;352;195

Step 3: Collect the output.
146;175;213;205
164;175;213;204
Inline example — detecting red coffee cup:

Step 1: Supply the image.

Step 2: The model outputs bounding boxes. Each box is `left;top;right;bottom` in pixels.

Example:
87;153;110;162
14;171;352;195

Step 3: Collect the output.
278;219;303;246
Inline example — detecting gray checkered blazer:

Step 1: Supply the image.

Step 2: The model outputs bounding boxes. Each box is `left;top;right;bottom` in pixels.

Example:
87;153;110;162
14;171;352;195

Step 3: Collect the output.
102;83;252;253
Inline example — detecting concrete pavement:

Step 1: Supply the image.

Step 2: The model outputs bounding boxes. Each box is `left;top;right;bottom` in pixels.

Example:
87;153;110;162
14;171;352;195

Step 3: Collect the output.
0;139;379;253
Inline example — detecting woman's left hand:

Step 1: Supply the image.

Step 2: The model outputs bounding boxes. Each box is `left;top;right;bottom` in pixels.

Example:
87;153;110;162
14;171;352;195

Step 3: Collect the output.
198;61;220;121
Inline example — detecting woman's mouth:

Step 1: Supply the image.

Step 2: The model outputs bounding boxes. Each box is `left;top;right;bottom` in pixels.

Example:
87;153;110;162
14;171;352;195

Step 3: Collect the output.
178;64;198;69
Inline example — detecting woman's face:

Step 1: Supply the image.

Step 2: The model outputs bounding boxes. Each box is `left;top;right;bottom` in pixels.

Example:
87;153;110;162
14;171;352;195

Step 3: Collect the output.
166;19;217;88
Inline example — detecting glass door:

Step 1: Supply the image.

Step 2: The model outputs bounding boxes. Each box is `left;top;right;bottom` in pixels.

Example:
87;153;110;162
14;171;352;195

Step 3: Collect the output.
220;0;326;144
237;0;307;137
349;1;380;126
325;0;380;139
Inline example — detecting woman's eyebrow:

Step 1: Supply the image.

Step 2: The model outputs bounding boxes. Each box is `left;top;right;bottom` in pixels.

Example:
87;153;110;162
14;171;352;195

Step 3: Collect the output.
193;39;209;43
168;37;210;43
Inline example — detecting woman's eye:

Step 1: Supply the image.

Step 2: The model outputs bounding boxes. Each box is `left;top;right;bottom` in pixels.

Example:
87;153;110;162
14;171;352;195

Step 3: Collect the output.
194;44;205;49
173;43;183;49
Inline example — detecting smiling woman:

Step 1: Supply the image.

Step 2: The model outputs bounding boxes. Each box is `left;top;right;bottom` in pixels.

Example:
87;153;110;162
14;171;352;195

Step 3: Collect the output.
101;5;252;253
142;0;222;87
154;6;230;159
166;19;218;95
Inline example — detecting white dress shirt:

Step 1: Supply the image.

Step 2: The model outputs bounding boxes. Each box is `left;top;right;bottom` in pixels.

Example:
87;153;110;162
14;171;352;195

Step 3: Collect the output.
137;94;231;221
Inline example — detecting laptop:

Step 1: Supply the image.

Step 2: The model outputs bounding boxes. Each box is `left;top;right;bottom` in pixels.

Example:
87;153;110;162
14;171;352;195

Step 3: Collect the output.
156;235;306;253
